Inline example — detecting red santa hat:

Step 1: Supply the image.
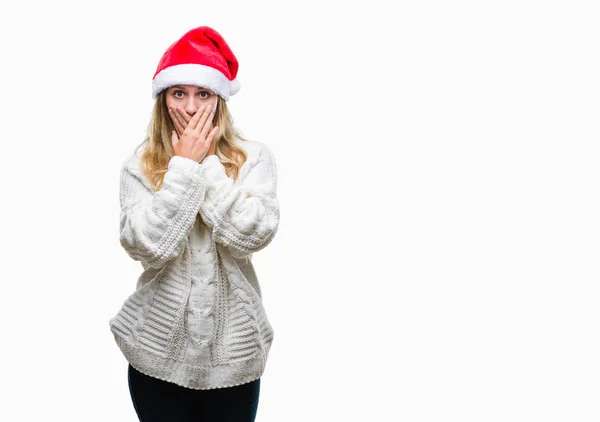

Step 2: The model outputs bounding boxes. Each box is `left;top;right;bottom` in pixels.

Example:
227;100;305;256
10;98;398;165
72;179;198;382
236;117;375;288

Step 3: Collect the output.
152;26;241;101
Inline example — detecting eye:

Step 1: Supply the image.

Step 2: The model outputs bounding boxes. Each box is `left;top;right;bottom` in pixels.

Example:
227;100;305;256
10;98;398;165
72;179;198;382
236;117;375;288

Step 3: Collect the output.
173;90;185;98
198;91;211;98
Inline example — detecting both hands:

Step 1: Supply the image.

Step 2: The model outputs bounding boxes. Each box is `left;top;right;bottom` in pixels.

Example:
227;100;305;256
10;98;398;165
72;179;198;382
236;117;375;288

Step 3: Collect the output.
169;105;219;163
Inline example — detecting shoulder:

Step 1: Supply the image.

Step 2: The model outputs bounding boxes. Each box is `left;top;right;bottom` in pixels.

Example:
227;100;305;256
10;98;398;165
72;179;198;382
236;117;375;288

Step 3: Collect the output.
121;150;143;176
119;149;153;191
235;139;278;187
237;139;277;165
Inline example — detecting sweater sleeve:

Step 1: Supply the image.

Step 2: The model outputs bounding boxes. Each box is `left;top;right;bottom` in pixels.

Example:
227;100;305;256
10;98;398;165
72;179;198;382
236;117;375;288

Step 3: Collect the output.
119;155;206;269
198;145;280;260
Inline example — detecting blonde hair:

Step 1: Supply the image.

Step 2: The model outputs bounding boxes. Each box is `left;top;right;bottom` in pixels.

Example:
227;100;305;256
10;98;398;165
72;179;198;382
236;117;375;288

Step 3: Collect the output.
134;89;248;192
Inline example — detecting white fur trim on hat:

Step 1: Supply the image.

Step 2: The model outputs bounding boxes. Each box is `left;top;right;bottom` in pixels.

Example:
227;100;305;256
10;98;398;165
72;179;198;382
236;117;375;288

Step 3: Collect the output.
152;63;240;101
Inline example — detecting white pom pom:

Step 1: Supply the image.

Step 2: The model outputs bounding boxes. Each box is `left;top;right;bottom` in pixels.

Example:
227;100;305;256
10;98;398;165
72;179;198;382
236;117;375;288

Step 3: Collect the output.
230;79;241;96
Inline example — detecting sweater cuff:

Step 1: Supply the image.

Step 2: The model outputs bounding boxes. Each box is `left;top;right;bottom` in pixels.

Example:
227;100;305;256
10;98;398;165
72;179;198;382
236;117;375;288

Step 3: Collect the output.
200;154;221;166
168;155;199;172
201;154;229;181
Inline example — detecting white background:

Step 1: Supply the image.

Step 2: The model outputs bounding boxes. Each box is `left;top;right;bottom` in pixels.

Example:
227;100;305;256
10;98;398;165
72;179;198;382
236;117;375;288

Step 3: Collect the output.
1;0;599;420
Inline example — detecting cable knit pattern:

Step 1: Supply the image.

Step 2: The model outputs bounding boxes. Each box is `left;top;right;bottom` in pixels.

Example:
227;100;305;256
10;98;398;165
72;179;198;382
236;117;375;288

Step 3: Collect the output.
199;144;280;259
109;139;278;390
119;155;206;269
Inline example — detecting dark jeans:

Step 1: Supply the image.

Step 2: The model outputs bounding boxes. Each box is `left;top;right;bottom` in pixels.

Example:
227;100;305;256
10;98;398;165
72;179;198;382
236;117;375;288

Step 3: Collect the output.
127;364;260;422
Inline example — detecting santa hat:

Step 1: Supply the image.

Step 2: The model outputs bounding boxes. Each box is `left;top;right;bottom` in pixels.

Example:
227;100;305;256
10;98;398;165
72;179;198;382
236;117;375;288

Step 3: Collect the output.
152;26;241;101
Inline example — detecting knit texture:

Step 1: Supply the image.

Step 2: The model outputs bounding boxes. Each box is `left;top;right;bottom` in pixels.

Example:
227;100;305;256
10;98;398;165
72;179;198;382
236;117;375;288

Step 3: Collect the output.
109;139;279;390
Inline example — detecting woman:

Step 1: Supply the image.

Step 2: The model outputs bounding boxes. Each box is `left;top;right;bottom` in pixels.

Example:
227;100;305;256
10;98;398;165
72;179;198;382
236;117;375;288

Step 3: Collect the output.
109;25;280;422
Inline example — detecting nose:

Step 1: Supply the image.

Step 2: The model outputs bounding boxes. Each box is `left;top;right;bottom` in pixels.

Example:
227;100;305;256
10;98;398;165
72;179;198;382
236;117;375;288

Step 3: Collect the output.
184;97;201;116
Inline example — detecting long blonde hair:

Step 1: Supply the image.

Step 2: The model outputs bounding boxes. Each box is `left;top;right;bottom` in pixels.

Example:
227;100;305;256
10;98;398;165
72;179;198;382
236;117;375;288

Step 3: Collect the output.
134;90;248;192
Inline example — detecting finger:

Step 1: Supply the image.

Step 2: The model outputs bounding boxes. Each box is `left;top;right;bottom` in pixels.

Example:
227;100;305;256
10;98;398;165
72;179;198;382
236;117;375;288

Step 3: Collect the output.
178;107;193;124
175;107;193;128
192;104;214;134
207;126;219;148
171;130;178;146
198;105;217;138
168;107;186;135
176;109;193;136
188;104;207;131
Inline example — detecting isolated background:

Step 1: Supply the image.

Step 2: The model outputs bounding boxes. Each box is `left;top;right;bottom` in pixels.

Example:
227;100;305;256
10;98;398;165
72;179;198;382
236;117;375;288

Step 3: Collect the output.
1;0;599;420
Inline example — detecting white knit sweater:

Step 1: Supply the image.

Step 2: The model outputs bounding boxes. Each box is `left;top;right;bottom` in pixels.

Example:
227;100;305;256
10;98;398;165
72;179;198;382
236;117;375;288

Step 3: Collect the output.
109;139;279;390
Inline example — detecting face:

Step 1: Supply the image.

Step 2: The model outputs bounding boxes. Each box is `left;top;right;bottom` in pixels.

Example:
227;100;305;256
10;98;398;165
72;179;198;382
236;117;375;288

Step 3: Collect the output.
165;84;218;117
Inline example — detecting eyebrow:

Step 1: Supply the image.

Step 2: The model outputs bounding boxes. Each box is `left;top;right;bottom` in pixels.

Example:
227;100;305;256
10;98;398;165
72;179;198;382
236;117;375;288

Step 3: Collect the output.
171;85;213;92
